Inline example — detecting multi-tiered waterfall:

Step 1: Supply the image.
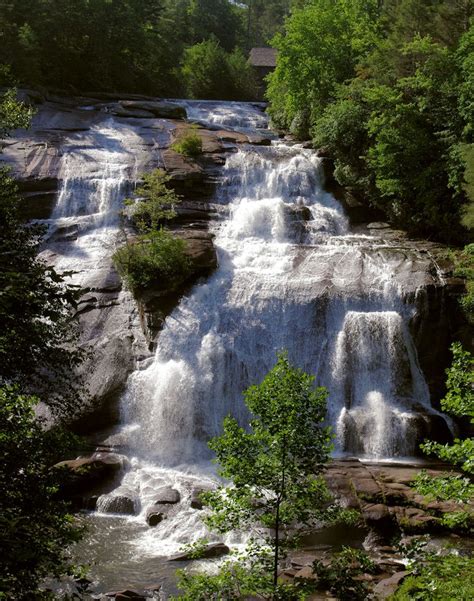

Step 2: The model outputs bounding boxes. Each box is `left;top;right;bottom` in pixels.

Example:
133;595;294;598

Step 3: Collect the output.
47;100;448;593
120;122;436;467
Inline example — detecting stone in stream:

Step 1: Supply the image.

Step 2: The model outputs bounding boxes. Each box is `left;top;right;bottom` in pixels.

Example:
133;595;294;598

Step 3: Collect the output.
146;507;166;527
99;494;138;516
168;542;230;561
153;486;180;504
105;590;147;600
372;571;410;599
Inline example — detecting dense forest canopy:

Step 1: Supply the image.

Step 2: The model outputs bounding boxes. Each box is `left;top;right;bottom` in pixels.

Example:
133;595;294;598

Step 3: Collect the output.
0;0;294;97
267;0;474;241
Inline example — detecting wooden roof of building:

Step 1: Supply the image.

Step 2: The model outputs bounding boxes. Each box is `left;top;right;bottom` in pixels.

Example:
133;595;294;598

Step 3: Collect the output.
249;47;277;68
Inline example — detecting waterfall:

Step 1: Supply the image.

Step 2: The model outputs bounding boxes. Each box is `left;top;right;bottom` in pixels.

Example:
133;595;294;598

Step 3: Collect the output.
119;106;440;466
44;119;139;288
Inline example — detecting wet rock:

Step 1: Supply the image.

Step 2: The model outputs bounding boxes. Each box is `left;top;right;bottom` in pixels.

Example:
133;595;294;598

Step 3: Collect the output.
119;100;186;119
294;566;318;580
54;452;128;498
112;106;155;119
389;506;440;533
362;503;394;533
146;508;165;527
153;486;180;504
100;494;138;515
105;590;146;600
372;571;409;599
169;542;230;561
351;477;384;503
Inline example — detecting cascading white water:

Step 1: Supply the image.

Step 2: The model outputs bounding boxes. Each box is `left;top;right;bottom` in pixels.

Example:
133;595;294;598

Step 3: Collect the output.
120;130;438;469
43;119;140;288
71;102;449;578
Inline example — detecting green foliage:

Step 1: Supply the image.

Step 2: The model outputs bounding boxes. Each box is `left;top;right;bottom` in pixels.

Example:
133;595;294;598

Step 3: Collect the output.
439;510;472;529
113;229;190;295
0;386;83;600
124;168;181;232
267;0;380;136
446;244;474;319
390;553;474;600
0;0;259;99
115;168;190;296
420;342;473;474
175;353;341;598
171;128;203;158
0;88;33;139
181;39;257;100
268;0;474;239
413;470;474;503
440;341;474;420
313;547;377;601
0;89;85;598
0;170;84;416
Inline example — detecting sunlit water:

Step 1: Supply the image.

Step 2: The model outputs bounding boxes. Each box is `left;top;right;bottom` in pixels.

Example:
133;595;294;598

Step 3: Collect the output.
47;102;449;596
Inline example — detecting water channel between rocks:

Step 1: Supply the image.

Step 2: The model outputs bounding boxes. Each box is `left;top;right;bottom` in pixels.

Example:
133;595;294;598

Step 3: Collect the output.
39;100;451;597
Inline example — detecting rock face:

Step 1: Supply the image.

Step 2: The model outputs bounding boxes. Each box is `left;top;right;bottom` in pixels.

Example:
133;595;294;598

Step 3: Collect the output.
2;90;469;439
0;93;234;431
54;452;129;506
325;458;473;535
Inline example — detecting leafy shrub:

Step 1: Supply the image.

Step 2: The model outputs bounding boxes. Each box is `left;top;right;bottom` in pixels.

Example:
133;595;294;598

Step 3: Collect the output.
313;547;376;601
439;511;472;530
171;128;203;158
113;230;190;294
391;553;474;600
124;168;180;232
413;470;474;503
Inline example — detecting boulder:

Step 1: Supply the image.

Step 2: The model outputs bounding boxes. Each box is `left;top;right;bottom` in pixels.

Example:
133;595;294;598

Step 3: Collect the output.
99;494;138;515
168;542;230;561
105;590;146;600
120;100;186;119
146;508;165;527
372;571;409;599
54;452;128;497
190;485;214;510
153;486;180;504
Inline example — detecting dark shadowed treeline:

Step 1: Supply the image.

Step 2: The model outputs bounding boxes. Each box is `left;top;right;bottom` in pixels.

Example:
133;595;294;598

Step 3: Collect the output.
0;0;291;100
267;0;474;242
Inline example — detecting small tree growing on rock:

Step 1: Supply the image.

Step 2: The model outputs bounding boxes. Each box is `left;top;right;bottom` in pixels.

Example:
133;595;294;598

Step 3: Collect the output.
174;352;351;599
113;168;190;296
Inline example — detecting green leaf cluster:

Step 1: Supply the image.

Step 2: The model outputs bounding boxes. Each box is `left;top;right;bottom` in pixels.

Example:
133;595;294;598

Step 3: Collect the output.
171;128;203;158
124;169;181;232
1;90;85;597
420;342;474;474
113;229;191;295
391;552;474;600
0;387;83;600
313;546;377;601
175;353;348;599
413;470;474;503
113;168;190;295
267;0;474;241
181;39;257;101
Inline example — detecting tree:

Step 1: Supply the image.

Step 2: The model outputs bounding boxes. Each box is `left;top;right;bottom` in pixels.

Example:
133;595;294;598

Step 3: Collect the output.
0;168;85;416
0;88;84;598
421;342;474;474
124;168;181;232
175;353;351;599
113;168;190;295
267;0;380;137
181;39;257;100
0;387;82;600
